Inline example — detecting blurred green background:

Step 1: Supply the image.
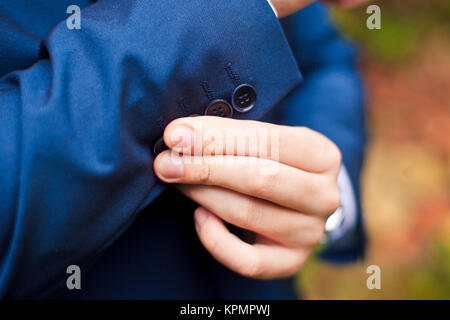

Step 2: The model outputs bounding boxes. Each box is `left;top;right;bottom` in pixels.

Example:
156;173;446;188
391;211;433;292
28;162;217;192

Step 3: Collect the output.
297;0;450;299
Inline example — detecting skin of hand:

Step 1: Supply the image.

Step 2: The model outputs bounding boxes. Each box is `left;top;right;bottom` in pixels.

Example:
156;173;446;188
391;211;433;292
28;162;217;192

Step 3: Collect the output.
153;117;342;279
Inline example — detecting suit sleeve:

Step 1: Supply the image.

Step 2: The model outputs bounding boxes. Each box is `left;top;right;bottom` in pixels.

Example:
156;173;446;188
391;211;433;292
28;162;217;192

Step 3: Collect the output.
265;3;366;262
0;0;301;298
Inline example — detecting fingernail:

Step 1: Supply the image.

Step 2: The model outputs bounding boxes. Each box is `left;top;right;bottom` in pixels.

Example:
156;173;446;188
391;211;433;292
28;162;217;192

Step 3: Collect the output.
157;153;184;180
170;126;193;151
195;207;210;229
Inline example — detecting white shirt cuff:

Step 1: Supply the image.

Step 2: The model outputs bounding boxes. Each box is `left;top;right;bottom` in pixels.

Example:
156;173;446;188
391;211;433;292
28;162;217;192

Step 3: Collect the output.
325;165;358;240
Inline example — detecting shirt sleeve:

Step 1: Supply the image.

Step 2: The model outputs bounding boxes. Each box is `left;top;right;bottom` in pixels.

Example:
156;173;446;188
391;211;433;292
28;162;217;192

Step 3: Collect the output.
325;165;358;240
0;0;301;298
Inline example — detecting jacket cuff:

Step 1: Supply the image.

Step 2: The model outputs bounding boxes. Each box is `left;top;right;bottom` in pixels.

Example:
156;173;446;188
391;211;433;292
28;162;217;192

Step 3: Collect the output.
40;0;302;211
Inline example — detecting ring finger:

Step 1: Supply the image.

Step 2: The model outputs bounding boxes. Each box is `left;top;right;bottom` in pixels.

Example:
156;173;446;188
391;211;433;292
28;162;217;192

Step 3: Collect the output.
178;184;326;247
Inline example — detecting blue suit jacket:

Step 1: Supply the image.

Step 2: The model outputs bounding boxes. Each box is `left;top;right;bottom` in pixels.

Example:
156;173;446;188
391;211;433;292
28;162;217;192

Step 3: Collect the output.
0;0;366;299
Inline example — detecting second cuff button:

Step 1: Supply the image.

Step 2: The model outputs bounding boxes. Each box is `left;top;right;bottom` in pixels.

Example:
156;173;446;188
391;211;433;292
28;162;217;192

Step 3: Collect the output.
204;99;233;118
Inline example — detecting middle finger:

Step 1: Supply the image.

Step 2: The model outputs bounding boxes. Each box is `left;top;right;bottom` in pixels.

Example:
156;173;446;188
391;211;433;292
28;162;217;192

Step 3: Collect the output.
154;151;339;216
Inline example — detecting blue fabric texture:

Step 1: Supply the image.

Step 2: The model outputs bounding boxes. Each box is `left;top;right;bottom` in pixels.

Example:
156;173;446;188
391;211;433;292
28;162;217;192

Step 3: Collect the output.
0;0;365;299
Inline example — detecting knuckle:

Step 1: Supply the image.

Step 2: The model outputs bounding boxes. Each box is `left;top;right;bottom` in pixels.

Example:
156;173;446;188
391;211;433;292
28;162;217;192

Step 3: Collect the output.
195;162;212;184
205;232;221;257
330;144;342;169
298;126;314;136
303;178;322;202
279;251;306;277
311;131;342;171
241;253;264;279
290;255;307;274
250;171;277;197
310;221;326;244
235;198;259;228
285;262;301;277
324;140;342;170
322;187;341;215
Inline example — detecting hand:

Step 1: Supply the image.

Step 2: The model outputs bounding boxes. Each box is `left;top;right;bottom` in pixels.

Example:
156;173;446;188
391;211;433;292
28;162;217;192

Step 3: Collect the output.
153;117;341;279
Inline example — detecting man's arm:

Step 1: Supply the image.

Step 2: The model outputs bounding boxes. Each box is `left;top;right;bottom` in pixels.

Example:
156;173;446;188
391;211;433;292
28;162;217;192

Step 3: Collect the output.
0;0;301;298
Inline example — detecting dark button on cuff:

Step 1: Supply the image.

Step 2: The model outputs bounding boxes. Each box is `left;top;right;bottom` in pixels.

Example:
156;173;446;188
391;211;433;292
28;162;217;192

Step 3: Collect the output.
232;84;257;113
153;137;168;155
204;99;233;118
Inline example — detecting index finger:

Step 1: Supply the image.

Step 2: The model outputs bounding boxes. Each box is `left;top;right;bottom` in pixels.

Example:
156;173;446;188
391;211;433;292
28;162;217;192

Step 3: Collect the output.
164;116;340;173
